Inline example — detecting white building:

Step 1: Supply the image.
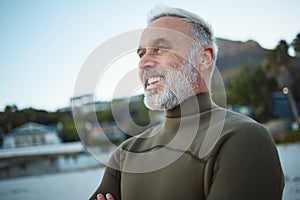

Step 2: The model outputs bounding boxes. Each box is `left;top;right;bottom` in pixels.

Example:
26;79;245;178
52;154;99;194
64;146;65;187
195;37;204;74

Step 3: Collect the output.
2;122;61;148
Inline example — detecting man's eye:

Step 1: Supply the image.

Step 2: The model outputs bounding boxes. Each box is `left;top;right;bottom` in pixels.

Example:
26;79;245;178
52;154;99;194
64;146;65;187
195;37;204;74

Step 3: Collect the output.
137;46;167;58
137;50;146;58
138;52;145;58
154;46;167;52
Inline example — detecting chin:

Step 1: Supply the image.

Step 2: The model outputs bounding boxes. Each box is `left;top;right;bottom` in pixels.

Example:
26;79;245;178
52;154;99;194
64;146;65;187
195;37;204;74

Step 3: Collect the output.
143;91;179;111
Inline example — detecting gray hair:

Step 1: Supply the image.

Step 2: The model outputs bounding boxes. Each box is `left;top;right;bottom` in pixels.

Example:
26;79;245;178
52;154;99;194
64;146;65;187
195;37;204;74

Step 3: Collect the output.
147;5;218;72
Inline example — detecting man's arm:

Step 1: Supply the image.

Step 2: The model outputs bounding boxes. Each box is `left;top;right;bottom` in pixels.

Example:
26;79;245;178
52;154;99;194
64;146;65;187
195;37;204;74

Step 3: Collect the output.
207;123;284;200
89;166;121;200
89;145;124;200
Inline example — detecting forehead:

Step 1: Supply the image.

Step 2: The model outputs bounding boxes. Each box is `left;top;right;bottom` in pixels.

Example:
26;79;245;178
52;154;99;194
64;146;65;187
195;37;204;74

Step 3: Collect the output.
139;17;194;47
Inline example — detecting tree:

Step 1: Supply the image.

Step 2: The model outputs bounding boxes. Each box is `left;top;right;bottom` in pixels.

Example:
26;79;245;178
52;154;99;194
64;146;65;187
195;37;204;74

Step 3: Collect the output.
292;33;300;57
263;40;292;87
60;114;79;142
3;105;18;132
263;40;300;124
227;67;278;121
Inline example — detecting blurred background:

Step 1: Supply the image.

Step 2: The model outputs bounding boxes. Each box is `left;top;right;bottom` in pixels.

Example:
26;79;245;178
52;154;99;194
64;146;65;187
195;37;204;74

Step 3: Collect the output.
0;0;300;199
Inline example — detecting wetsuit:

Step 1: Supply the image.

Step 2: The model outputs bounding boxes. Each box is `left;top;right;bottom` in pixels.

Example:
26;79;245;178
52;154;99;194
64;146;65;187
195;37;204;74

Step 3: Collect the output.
90;93;284;200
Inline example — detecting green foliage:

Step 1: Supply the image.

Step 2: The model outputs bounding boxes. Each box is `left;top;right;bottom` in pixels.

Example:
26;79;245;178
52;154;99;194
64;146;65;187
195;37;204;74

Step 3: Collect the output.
129;100;150;126
292;33;300;55
96;109;113;122
96;96;150;126
59;114;79;142
0;96;151;144
263;40;292;79
0;106;60;133
274;130;300;144
0;107;79;143
227;67;279;121
227;36;300;122
263;38;300;113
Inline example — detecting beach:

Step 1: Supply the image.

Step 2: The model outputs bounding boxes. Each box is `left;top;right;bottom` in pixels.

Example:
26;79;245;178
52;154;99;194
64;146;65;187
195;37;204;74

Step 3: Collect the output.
0;144;299;200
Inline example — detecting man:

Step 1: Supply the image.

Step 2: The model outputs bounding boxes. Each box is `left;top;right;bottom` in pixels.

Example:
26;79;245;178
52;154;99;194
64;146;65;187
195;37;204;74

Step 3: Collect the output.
91;5;284;200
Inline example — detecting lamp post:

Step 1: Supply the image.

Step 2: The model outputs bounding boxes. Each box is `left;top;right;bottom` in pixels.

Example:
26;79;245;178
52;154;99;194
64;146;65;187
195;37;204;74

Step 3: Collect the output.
282;86;300;129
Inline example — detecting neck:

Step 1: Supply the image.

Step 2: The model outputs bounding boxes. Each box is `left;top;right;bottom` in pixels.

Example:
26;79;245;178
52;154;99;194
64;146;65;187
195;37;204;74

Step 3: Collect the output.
165;93;214;118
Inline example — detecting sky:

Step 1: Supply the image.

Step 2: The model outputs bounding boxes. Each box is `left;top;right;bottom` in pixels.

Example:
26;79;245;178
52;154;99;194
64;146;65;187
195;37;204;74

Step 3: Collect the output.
1;0;300;112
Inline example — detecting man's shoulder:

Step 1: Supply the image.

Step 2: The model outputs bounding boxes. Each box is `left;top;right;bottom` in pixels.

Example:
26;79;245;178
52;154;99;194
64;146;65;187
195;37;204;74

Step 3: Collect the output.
202;108;275;159
220;109;272;145
207;106;265;135
223;109;264;131
225;108;256;122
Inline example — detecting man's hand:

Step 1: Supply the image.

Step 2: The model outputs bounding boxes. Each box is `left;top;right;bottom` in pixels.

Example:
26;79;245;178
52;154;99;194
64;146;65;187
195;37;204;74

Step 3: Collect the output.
96;193;115;200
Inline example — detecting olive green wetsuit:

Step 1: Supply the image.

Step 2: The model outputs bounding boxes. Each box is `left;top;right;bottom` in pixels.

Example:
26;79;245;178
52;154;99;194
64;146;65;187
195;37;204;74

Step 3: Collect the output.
90;93;284;200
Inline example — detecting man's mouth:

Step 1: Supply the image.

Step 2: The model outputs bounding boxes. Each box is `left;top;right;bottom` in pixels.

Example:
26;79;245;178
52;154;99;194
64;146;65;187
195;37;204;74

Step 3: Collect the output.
145;76;163;90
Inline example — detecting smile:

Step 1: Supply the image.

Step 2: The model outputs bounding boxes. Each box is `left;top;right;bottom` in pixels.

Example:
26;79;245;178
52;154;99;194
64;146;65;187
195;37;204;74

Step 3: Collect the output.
145;76;163;90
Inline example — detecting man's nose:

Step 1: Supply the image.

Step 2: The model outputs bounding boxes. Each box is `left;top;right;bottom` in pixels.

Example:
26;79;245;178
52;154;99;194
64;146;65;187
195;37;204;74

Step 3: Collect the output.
138;53;156;70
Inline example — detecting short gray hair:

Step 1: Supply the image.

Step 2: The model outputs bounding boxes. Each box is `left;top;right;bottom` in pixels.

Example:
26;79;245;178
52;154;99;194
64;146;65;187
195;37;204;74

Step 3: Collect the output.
147;5;218;70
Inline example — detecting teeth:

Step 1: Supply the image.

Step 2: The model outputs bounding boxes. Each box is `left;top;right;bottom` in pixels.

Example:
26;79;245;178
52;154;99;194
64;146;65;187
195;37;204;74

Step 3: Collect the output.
147;76;161;84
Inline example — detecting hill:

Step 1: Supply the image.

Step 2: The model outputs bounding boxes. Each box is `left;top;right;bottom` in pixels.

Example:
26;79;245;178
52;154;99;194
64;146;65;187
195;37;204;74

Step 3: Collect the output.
215;38;268;82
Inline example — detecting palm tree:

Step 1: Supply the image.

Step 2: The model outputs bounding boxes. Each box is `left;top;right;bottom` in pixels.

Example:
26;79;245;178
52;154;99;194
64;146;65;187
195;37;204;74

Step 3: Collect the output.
4;105;18;132
263;40;299;125
292;33;300;57
264;40;291;87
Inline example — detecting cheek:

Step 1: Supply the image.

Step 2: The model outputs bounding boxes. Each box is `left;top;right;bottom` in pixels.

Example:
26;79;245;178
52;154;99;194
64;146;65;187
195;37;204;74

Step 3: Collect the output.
163;53;186;69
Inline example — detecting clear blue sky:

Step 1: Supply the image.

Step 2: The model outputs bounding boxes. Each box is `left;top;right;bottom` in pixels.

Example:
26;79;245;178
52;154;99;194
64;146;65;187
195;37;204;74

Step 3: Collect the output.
1;0;300;111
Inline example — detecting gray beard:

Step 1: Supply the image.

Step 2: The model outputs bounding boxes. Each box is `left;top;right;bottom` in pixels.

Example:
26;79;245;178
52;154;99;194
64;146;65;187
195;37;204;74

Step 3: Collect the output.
143;60;198;111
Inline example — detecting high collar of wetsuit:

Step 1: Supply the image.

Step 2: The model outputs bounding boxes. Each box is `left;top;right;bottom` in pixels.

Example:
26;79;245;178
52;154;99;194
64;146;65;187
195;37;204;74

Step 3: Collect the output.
165;93;215;118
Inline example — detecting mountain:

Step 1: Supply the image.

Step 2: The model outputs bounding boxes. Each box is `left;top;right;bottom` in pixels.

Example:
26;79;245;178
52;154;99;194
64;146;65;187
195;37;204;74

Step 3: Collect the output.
210;38;269;106
215;38;268;82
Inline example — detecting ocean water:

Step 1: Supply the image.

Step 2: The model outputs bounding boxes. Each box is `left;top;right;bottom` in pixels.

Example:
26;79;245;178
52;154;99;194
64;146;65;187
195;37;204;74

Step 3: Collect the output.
278;143;300;200
0;168;104;200
0;144;299;200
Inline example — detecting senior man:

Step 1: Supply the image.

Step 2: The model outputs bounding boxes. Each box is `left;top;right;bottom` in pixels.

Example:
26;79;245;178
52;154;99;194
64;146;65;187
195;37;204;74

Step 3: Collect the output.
90;5;284;200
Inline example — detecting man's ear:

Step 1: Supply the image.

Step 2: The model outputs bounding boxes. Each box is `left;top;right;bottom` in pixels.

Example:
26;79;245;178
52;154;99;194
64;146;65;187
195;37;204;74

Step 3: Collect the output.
196;45;214;71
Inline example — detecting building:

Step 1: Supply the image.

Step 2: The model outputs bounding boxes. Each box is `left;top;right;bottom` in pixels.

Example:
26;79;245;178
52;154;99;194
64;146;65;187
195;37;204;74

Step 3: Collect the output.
2;122;61;148
70;94;110;114
272;92;295;119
